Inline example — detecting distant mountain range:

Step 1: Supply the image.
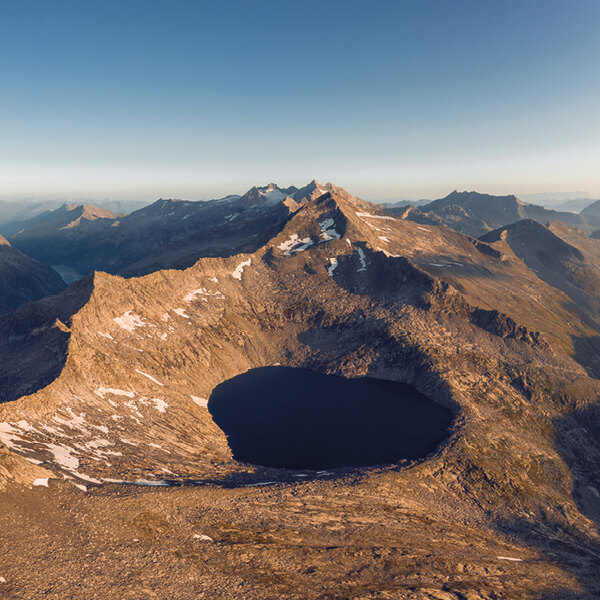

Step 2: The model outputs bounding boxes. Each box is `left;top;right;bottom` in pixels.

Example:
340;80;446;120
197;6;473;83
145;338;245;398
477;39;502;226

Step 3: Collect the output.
4;185;600;292
0;198;148;227
383;190;600;237
0;182;346;279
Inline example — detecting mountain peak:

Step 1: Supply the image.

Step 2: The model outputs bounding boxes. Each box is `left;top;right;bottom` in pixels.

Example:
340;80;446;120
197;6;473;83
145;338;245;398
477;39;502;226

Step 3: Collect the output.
240;183;296;206
55;204;116;229
293;181;335;203
442;190;520;203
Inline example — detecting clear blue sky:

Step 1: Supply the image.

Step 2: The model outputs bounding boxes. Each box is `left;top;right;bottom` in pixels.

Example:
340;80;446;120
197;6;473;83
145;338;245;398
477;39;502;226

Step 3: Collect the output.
1;0;599;201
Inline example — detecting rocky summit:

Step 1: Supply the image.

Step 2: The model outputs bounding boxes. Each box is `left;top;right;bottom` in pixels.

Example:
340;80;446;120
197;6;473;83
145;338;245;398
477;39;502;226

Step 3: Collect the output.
0;182;599;599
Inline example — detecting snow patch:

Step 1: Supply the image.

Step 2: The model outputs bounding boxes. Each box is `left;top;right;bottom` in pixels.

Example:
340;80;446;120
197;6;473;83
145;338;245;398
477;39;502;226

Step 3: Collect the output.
151;398;169;413
327;258;338;277
52;408;88;431
357;248;367;271
82;438;113;450
318;218;341;241
191;396;209;408
260;187;287;203
232;258;251;280
103;478;170;487
497;556;523;562
246;481;278;487
135;479;170;487
33;478;49;487
15;420;35;432
356;211;395;221
44;443;79;470
71;471;102;484
114;311;152;332
135;369;164;386
0;422;23;450
184;288;224;302
278;234;314;255
377;248;401;257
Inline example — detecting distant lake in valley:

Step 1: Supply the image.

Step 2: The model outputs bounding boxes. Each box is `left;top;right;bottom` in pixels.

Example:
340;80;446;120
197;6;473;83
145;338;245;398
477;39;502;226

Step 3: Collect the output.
51;264;85;285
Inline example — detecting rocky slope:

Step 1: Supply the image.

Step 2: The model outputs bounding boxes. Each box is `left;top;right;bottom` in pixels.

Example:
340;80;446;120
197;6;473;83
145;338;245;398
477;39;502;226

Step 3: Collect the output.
0;183;599;597
481;219;600;322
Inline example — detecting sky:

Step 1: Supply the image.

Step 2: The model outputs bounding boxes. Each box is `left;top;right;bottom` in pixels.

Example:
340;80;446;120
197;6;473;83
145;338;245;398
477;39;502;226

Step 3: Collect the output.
0;0;599;202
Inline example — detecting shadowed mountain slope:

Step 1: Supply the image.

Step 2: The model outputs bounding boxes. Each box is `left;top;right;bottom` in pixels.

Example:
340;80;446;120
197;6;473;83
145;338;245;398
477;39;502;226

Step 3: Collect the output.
3;185;309;278
4;203;116;267
481;219;600;319
580;199;600;218
0;235;66;315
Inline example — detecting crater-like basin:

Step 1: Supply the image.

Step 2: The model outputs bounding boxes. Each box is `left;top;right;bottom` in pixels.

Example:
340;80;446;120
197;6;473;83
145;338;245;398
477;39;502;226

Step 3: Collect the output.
208;366;452;470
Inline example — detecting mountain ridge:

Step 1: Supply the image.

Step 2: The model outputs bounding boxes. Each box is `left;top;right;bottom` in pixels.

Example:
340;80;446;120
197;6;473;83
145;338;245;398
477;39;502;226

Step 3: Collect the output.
385;189;600;237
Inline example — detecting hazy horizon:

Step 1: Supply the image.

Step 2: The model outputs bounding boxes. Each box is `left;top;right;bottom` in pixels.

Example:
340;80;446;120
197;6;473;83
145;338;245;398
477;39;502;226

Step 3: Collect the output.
0;184;598;207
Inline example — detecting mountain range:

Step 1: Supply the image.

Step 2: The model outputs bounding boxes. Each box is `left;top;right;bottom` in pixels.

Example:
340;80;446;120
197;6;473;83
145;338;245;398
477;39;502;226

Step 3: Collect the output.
385;190;600;238
1;181;600;597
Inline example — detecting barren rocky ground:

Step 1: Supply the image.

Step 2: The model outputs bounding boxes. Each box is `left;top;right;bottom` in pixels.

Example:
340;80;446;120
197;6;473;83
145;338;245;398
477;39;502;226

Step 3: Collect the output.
2;472;598;600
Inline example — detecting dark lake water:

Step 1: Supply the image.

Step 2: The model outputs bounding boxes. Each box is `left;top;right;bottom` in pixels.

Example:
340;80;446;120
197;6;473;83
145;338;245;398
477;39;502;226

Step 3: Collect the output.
51;264;85;285
208;366;453;470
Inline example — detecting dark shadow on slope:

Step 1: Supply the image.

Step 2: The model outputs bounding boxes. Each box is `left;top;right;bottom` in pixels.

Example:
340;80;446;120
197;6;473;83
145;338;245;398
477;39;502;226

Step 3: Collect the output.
494;511;600;599
208;366;452;470
553;401;600;532
12;198;295;280
492;394;600;598
0;274;95;403
331;247;548;350
119;206;292;277
571;335;600;379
